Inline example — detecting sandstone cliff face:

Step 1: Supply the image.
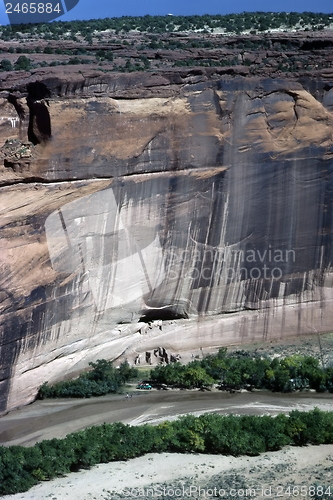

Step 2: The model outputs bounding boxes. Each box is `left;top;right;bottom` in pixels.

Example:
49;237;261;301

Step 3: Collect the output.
1;68;333;413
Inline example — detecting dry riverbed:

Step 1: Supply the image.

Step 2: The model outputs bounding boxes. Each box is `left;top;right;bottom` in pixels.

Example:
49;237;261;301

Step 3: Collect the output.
6;446;333;500
2;333;333;499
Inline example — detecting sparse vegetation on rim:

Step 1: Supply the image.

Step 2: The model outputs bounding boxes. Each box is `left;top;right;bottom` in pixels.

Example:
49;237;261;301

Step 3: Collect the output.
0;12;332;74
1;12;333;39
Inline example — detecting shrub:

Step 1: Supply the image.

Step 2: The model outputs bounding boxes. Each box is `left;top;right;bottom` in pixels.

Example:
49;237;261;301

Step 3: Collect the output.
38;359;138;399
1;409;333;495
151;350;332;393
0;59;13;71
14;55;31;71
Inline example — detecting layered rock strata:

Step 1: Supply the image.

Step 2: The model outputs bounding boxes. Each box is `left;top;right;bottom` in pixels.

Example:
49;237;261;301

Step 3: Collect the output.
0;68;333;412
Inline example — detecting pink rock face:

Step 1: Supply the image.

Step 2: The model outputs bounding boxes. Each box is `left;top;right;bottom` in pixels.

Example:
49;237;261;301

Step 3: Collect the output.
1;70;333;413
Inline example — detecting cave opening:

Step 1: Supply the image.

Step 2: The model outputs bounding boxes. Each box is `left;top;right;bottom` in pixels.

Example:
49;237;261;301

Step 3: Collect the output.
140;308;189;322
26;81;52;145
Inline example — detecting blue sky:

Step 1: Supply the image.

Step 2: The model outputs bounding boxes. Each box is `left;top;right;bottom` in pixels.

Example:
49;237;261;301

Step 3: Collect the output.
1;0;332;25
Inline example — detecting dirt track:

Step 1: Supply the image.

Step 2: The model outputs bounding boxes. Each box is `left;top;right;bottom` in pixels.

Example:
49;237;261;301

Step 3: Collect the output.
1;390;333;447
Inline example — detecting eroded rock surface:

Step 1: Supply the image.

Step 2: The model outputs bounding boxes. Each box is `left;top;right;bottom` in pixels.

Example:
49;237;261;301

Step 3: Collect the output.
1;68;333;413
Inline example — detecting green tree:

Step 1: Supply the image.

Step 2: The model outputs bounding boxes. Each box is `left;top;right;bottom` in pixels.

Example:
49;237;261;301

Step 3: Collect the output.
0;59;13;71
38;359;137;399
14;56;31;71
182;363;214;388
